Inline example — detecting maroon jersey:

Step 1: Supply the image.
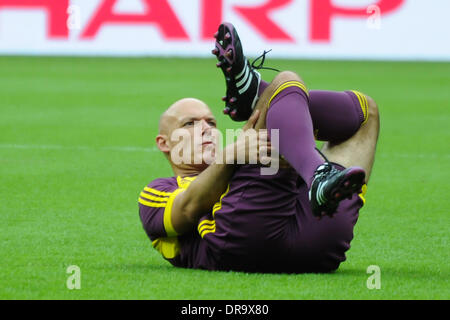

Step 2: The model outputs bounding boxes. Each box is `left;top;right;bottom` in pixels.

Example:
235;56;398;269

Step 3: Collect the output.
139;165;365;273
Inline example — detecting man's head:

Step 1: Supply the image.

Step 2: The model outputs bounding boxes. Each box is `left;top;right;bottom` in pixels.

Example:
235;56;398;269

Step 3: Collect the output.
156;98;219;175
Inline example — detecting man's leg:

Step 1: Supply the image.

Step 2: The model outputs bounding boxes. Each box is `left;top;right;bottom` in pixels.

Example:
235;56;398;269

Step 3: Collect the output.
213;23;367;217
256;83;368;142
252;72;367;217
320;95;380;183
254;80;378;182
254;72;323;188
309;90;367;142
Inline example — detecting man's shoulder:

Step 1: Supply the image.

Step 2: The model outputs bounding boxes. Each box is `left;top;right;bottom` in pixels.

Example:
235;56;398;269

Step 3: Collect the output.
139;175;198;207
146;176;179;192
139;176;178;210
139;177;178;207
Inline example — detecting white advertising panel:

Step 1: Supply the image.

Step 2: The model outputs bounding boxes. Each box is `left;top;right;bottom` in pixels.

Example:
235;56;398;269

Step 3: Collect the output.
0;0;448;60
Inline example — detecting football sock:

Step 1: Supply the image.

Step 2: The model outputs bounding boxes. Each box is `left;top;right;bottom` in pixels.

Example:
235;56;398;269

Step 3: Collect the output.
266;82;324;188
309;90;367;142
258;81;367;143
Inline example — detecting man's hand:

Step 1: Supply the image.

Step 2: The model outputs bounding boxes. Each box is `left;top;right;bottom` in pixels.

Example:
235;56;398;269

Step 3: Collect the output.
245;109;292;169
242;109;260;131
222;110;273;165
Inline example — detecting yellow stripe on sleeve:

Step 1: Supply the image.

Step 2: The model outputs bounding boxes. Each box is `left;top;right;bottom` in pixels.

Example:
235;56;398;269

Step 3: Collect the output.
268;81;309;107
140;191;168;203
138;197;167;207
163;188;185;237
144;186;171;197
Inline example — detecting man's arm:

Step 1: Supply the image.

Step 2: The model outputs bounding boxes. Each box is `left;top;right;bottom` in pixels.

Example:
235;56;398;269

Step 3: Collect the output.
170;110;262;234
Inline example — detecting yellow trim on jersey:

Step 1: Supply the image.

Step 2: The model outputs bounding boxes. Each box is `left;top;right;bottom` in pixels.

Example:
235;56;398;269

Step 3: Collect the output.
200;227;216;238
152;237;180;259
359;184;368;205
163;188;184;237
140;191;168;203
199;224;216;233
268;81;309;107
138;197;167;207
212;185;230;217
198;220;216;237
199;223;216;233
176;176;197;189
197;185;230;238
351;90;369;125
198;219;215;229
198;219;216;237
143;186;171;197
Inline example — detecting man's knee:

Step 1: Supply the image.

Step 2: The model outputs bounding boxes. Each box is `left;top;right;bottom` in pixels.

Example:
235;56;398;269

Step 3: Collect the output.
272;71;304;88
259;71;305;104
264;71;307;104
253;71;306;129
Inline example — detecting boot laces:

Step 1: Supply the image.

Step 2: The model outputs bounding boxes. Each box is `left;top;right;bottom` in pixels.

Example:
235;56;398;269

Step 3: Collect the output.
251;49;280;72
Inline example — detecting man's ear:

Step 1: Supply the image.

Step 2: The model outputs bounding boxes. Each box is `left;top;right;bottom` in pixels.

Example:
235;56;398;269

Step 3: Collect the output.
156;134;170;153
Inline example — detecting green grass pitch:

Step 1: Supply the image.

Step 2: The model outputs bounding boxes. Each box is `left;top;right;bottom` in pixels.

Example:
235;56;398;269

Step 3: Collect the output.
0;56;449;300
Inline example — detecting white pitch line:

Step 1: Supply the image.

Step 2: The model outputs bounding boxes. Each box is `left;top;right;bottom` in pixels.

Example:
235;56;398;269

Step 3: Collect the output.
0;144;449;159
379;153;450;159
0;143;159;153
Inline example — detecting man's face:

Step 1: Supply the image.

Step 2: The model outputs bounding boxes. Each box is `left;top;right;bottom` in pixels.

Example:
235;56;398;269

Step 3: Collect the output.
158;99;219;168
